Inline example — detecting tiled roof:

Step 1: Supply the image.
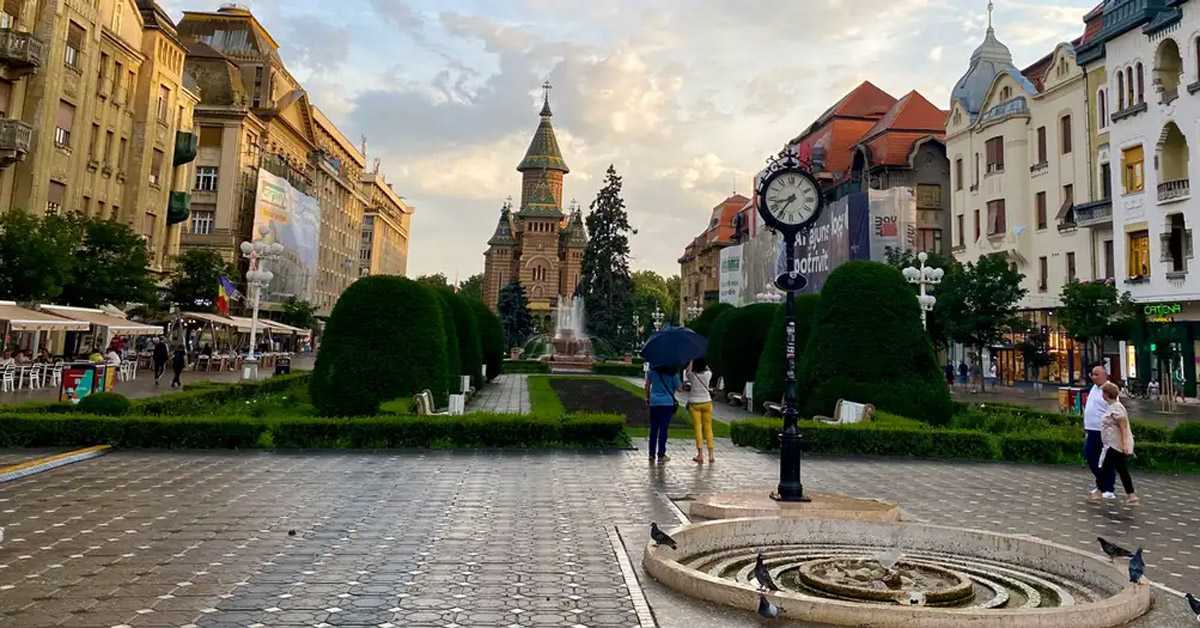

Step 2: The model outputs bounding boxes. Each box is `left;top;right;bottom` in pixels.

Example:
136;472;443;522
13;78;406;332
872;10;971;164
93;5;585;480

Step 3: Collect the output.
560;209;587;247
487;205;516;247
787;82;899;183
861;91;947;140
517;96;569;174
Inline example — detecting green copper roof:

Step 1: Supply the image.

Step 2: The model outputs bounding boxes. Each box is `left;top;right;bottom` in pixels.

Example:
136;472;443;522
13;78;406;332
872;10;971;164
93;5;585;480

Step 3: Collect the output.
517;94;569;174
517;178;563;218
561;207;587;247
487;203;516;246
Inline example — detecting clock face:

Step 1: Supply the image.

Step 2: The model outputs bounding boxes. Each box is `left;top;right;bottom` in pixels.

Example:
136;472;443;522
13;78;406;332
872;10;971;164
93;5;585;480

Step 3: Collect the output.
765;171;820;226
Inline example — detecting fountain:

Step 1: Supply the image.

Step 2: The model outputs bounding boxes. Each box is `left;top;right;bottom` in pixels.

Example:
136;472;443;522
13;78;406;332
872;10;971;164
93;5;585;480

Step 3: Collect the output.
549;296;593;373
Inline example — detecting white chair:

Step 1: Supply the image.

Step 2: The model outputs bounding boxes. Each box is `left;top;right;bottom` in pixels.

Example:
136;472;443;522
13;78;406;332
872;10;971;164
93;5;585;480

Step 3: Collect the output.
50;361;63;388
27;364;44;389
1;364;14;392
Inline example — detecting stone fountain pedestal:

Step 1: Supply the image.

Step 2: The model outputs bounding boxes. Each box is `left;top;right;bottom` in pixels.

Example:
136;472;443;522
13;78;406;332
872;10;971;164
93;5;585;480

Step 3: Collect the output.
690;490;899;522
549;329;593;373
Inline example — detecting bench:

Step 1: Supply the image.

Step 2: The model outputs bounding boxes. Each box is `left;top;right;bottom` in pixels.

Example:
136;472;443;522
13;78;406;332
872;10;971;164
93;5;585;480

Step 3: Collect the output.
814;399;875;425
726;382;753;409
414;389;450;416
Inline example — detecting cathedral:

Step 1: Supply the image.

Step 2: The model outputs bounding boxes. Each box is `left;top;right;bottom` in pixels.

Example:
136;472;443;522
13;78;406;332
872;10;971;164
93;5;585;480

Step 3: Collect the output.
483;83;587;321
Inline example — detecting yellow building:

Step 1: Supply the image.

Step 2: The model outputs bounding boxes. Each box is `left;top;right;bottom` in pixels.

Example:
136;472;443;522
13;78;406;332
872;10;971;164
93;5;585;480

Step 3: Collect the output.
359;166;412;277
0;0;197;274
310;105;366;314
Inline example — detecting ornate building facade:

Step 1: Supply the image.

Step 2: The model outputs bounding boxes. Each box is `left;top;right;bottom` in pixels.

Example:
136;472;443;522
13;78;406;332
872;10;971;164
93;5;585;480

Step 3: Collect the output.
483;84;586;319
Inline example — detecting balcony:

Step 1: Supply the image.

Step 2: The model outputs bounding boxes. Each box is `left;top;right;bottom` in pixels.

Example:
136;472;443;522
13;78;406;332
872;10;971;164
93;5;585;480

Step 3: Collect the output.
1073;199;1113;228
0;29;44;80
1030;162;1048;176
0;118;32;167
1158;178;1190;203
166;191;190;226
173;131;197;166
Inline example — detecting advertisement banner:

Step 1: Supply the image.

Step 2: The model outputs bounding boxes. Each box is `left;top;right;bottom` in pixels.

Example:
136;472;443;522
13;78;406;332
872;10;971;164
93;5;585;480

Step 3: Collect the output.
719;245;744;305
868;187;918;261
253;169;320;302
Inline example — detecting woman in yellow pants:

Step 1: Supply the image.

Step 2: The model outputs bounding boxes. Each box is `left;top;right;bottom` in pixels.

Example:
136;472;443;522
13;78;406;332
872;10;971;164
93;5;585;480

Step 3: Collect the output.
685;358;715;463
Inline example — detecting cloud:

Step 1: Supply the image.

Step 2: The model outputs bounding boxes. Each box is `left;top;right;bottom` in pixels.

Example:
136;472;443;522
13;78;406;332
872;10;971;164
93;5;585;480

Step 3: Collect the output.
282;16;352;73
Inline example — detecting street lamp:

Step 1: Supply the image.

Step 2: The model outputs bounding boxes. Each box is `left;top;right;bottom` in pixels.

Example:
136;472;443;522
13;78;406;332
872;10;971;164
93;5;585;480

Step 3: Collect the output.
652;306;664;331
687;299;702;322
240;227;285;380
632;313;641;344
902;251;944;330
755;281;783;304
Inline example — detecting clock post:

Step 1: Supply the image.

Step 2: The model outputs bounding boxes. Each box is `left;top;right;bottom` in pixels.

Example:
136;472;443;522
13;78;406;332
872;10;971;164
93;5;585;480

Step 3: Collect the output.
754;146;823;503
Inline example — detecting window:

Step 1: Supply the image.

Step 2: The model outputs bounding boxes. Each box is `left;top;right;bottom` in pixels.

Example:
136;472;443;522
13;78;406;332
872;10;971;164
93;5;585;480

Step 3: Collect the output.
1166;213;1188;273
82;195;91;215
987;199;1006;235
1126;67;1134;108
0;0;16;29
1098;89;1107;128
1136;62;1144;104
113;61;123;100
88;123;99;160
65;22;83;69
97;201;105;218
1101;162;1112;199
112;3;122;31
54;100;74;147
98;53;109;95
1067;252;1076;282
117;137;126;171
1117;71;1126;110
1128;230;1150;278
1038;256;1048;291
189;209;214;235
1036;126;1047;164
1036;191;1047;229
916;184;941;209
1000;86;1012;100
104;130;113;165
199;126;221;147
149;149;164;186
194;166;218;192
956;214;964;246
973;209;980;241
1104;240;1115;279
156;85;169;122
1060;115;1072;154
46;181;65;214
955;158;963;190
1122;145;1144;193
974;153;980;186
0;79;10;117
985;136;1004;173
1058;184;1074;224
144;212;155;236
916;228;943;254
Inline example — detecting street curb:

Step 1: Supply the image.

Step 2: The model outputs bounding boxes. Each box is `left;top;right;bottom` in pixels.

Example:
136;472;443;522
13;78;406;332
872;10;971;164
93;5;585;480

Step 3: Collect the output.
0;445;112;483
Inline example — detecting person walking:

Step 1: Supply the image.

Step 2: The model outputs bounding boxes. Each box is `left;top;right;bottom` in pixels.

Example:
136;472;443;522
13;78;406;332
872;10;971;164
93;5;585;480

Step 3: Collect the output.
685;358;715;464
1083;364;1116;499
944;362;955;388
170;347;186;389
152;338;169;385
958;360;969;387
1098;381;1138;504
644;364;682;464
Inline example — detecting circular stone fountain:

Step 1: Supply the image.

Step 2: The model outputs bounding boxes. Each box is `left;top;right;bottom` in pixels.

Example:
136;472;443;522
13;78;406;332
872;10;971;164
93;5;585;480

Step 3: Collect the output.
643;518;1150;627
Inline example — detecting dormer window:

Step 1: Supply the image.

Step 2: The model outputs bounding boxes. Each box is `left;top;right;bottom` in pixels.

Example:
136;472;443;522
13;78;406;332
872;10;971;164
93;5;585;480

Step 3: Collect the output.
1000;86;1012;101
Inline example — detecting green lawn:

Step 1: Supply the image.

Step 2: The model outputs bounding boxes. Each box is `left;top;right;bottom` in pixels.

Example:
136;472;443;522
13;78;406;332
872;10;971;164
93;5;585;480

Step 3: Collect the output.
527;374;730;439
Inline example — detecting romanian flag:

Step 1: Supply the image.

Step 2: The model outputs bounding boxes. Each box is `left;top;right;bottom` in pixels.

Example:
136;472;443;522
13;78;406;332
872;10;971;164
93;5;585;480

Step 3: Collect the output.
216;276;236;315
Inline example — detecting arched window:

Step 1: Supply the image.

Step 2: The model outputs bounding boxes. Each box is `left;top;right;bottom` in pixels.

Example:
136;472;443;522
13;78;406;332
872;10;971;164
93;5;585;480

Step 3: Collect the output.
1196;37;1200;82
1136;62;1144;103
1098;89;1107;128
1117;71;1125;110
1126;66;1135;107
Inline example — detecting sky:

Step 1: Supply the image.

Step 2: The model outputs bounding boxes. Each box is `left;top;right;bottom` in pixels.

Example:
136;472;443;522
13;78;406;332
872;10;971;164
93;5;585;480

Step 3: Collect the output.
160;0;1097;282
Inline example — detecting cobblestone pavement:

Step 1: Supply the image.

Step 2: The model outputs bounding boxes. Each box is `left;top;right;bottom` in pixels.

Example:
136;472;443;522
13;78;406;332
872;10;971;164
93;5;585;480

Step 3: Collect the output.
2;443;1199;627
0;449;66;468
465;374;530;414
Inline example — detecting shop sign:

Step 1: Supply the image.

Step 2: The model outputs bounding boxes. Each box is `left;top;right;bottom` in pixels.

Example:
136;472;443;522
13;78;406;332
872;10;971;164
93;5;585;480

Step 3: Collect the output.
1144;303;1182;318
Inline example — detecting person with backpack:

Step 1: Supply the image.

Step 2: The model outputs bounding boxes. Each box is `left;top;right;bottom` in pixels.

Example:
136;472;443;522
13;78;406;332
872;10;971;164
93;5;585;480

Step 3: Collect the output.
644;364;682;464
685;358;715;464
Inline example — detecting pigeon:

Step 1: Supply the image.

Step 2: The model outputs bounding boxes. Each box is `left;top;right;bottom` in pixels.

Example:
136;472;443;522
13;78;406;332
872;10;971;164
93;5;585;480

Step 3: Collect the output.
757;594;781;619
904;591;927;606
650;523;677;550
754;552;779;591
1187;592;1200;622
1098;536;1133;560
1129;547;1145;584
287;529;296;537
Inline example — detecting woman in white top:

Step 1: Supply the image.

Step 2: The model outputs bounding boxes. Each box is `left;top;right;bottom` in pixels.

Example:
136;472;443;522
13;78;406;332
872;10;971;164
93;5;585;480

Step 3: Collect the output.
685;357;715;464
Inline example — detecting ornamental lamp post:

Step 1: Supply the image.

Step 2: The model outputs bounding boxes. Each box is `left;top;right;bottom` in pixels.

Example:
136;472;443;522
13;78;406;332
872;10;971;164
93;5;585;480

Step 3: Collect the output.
756;281;784;304
687;299;702;322
240;229;285;380
902;251;943;330
652;306;664;332
632;313;641;344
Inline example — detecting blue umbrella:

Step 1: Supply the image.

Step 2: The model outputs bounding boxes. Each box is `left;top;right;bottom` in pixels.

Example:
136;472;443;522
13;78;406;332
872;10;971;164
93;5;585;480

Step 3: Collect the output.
640;327;708;369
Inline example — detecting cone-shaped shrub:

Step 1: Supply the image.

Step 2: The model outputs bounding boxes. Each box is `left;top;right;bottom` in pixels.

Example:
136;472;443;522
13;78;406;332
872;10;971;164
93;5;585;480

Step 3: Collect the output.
471;299;505;381
753;295;819;412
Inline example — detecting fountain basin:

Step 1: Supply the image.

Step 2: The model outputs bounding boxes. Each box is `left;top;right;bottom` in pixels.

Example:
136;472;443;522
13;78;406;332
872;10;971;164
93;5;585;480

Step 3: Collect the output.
643;517;1150;627
797;558;973;606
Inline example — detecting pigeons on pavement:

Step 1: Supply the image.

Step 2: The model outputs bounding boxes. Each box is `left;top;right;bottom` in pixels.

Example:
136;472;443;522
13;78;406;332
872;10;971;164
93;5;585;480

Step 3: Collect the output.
757;593;781;619
754;552;779;591
1098;536;1133;561
650;522;678;550
1128;547;1145;584
1185;592;1200;622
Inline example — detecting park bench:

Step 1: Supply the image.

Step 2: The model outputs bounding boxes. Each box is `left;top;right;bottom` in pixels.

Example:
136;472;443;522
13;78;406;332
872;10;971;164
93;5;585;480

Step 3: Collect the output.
414;389;450;416
814;399;875;425
726;382;753;410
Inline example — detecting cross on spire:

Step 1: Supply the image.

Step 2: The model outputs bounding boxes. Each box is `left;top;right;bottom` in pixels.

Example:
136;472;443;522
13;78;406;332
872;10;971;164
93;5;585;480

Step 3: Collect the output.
987;0;994;30
540;80;553;117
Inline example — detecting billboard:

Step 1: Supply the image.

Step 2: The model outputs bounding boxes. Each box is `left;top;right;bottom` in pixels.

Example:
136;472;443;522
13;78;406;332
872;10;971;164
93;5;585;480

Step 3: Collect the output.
253;169;320;302
718;245;744;305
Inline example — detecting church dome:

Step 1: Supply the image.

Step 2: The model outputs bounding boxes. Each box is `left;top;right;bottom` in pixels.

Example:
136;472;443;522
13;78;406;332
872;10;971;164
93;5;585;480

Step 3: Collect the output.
951;26;1018;117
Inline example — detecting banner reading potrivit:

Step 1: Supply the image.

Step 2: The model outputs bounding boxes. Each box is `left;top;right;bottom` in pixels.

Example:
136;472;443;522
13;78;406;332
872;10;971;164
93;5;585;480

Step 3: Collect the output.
253;169;320;302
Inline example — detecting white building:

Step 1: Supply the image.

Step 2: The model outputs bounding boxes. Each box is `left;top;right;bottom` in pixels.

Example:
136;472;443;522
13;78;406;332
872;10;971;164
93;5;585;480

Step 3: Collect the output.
946;10;1098;385
1075;0;1200;394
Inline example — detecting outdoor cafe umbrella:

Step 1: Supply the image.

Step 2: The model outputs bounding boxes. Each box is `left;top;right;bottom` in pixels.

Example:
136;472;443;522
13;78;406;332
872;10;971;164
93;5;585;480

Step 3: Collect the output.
640;326;708;369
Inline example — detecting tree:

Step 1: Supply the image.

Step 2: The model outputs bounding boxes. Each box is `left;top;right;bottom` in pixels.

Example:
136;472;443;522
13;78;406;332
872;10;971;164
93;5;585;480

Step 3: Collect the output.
168;249;233;312
577;165;635;352
0;211;82;301
458;273;484;303
1058;279;1135;374
497;280;533;349
279;296;317;330
416;273;450;290
939;253;1027;391
59;219;154;307
470;299;505;381
883;248;956;351
631;270;675;340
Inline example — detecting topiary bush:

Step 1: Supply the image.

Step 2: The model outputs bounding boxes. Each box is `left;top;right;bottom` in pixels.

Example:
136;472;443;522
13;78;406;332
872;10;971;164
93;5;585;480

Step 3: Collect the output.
431;289;462;398
708;303;780;397
76;392;131;416
1173;421;1200;444
799;261;953;424
704;307;736;382
310;276;448;416
687;302;733;338
439;288;483;388
753;295;819;412
471;300;505;382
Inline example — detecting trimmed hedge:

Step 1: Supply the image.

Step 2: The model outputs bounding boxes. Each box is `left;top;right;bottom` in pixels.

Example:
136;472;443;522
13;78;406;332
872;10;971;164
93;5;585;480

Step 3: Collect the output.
592;362;643;377
731;418;1200;472
708;303;779;396
471;300;505;382
705;307;736;381
76;392;131;416
502;360;550;374
754;295;819;413
687;302;733;338
0;412;625;450
1173;421;1200;444
431;289;463;397
311;276;449;416
439;288;483;388
800;262;952;424
953;402;1173;443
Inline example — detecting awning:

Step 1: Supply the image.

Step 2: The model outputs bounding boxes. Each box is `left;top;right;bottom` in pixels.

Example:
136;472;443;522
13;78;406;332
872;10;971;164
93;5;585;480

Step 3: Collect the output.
261;320;309;336
229;316;269;333
176;311;237;327
39;305;163;336
228;316;309;337
0;301;89;332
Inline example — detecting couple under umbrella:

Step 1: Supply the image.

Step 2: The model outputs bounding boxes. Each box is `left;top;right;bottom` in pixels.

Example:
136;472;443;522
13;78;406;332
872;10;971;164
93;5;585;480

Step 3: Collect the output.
640;327;709;464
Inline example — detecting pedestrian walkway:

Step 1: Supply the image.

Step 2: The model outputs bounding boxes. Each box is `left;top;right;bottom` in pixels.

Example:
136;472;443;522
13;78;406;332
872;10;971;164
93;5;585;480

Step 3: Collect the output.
953;385;1200;428
0;355;314;405
466;374;530;414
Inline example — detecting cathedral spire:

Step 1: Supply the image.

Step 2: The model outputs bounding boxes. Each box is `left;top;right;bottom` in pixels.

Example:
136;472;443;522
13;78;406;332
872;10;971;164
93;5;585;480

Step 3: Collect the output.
487;198;517;246
519;82;568;174
540;80;553;117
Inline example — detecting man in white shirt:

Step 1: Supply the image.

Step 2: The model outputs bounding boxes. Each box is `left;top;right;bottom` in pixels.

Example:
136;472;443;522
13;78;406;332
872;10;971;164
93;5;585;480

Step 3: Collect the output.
1083;364;1115;499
